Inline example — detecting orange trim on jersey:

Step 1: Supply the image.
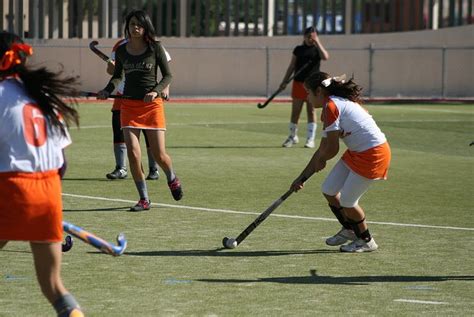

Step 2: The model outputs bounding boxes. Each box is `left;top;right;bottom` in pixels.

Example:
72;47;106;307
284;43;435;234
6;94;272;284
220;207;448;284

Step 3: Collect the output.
342;142;391;180
323;99;339;129
291;80;308;100
0;170;63;242
120;98;166;129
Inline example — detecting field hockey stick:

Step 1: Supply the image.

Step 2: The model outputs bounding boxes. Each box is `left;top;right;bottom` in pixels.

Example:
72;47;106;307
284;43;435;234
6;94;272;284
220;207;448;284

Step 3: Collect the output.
89;40;111;62
222;189;294;249
80;91;135;99
62;221;127;256
80;91;169;101
89;40;169;100
257;60;314;109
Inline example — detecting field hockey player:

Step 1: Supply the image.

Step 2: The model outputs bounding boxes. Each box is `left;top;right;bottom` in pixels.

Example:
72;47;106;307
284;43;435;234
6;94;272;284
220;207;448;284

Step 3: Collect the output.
290;71;391;253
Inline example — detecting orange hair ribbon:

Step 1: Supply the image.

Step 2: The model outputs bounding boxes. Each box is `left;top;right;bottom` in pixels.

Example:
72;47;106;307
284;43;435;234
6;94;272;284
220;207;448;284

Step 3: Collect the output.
0;43;33;71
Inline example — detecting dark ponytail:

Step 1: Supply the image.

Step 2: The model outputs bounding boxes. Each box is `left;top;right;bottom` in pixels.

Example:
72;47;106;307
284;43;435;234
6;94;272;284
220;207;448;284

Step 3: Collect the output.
0;32;80;135
305;71;364;104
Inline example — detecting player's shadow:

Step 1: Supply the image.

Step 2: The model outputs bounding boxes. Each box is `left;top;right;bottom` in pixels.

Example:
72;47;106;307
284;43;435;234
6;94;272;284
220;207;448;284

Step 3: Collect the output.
168;145;283;149
196;269;474;285
63;206;129;212
124;249;338;257
62;178;113;182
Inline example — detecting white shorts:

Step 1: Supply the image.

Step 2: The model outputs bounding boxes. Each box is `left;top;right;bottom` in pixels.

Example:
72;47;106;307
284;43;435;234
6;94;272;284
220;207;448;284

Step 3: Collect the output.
321;160;374;208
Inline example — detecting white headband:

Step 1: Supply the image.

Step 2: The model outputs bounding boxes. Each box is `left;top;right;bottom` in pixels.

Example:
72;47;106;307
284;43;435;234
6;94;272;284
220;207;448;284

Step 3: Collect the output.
321;74;347;87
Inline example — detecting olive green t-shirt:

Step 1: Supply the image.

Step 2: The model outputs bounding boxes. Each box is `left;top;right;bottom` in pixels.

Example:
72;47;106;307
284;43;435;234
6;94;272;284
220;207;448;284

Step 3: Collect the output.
105;41;172;99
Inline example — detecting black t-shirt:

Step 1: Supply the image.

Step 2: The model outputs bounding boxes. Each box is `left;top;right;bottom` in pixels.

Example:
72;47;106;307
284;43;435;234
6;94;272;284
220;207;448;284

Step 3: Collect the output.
292;43;322;82
105;41;172;99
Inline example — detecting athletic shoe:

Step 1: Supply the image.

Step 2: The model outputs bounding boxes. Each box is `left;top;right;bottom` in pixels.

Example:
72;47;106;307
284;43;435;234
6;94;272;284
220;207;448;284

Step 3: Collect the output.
325;228;357;246
304;139;315;148
106;167;128;180
282;135;299;148
168;177;183;201
146;168;160;180
129;199;151;212
340;238;378;253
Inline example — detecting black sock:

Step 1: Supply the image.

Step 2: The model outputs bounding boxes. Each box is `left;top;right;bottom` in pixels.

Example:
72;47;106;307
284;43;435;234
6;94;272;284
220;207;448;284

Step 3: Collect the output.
360;229;372;242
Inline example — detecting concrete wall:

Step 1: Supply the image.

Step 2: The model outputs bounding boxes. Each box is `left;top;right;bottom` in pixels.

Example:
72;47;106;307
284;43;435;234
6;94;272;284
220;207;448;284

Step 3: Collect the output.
27;25;474;98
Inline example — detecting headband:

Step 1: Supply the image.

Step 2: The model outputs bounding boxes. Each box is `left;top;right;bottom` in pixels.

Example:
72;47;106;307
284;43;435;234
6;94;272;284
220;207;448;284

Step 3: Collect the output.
321;74;347;88
0;43;33;71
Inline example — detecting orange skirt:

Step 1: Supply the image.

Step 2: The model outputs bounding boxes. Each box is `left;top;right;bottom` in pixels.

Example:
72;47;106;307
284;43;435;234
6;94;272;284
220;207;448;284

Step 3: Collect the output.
120;98;166;130
0;170;63;242
291;80;308;100
342;142;391;180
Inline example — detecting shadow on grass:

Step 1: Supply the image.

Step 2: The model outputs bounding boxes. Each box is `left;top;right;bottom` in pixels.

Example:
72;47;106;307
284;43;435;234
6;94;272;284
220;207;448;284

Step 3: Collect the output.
122;249;338;257
63;206;129;212
168;145;284;149
62;178;112;182
196;269;474;285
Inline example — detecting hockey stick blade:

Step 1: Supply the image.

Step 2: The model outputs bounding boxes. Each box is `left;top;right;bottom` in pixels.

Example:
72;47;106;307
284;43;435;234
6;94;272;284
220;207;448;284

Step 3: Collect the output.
258;60;315;109
257;88;283;109
61;235;73;252
223;189;293;249
89;40;111;62
62;221;127;256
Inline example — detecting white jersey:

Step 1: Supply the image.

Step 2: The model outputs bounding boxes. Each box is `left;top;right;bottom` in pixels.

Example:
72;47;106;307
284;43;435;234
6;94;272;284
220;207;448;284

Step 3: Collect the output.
321;96;386;152
111;39;172;94
0;77;71;173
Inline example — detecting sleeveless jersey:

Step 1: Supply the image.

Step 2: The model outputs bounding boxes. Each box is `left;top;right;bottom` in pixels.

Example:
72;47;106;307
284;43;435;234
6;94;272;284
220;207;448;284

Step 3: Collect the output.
0;77;71;173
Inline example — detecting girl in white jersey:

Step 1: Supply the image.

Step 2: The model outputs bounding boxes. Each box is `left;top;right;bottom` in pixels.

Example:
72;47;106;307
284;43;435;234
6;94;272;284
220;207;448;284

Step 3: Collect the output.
0;32;84;316
290;71;391;253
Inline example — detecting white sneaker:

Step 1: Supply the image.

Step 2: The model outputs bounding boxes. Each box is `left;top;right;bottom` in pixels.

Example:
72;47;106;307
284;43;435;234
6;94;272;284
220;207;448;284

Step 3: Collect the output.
304;139;315;148
282;135;299;148
340;238;378;253
325;228;356;246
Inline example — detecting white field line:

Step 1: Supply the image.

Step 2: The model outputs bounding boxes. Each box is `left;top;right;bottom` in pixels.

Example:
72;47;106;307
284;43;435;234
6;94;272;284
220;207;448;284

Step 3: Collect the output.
393;299;448;305
62;193;474;232
73;118;470;130
373;106;473;114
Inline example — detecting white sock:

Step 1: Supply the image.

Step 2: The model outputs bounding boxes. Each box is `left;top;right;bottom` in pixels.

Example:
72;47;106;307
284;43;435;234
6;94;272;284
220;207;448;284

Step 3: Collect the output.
289;123;298;138
306;122;317;141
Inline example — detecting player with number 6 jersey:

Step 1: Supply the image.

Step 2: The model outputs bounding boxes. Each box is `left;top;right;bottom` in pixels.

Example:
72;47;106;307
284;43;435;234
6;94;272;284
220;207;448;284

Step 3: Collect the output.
0;31;84;316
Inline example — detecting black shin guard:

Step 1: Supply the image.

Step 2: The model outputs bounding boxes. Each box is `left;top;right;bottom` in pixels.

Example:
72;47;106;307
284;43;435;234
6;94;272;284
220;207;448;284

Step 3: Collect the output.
328;204;352;230
347;217;371;241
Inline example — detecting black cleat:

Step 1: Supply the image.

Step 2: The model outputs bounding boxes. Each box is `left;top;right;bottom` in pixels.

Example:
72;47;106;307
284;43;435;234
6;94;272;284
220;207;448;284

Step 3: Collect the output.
146;168;160;180
106;167;128;180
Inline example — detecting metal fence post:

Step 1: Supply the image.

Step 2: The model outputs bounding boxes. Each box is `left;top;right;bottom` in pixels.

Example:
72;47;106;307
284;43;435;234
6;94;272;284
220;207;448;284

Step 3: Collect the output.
368;43;374;97
442;46;447;97
266;46;270;97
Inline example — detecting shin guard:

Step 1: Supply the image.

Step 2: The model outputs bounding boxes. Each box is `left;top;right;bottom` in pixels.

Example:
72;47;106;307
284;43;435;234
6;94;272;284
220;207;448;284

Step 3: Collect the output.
329;204;352;230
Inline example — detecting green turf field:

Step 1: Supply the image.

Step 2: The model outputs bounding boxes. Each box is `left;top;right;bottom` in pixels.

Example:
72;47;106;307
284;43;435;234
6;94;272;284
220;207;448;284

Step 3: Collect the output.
1;102;473;316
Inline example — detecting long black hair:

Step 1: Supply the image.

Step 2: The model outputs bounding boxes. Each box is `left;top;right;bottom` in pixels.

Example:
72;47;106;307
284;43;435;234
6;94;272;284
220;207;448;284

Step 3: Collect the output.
0;31;79;135
305;71;364;104
124;10;157;49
